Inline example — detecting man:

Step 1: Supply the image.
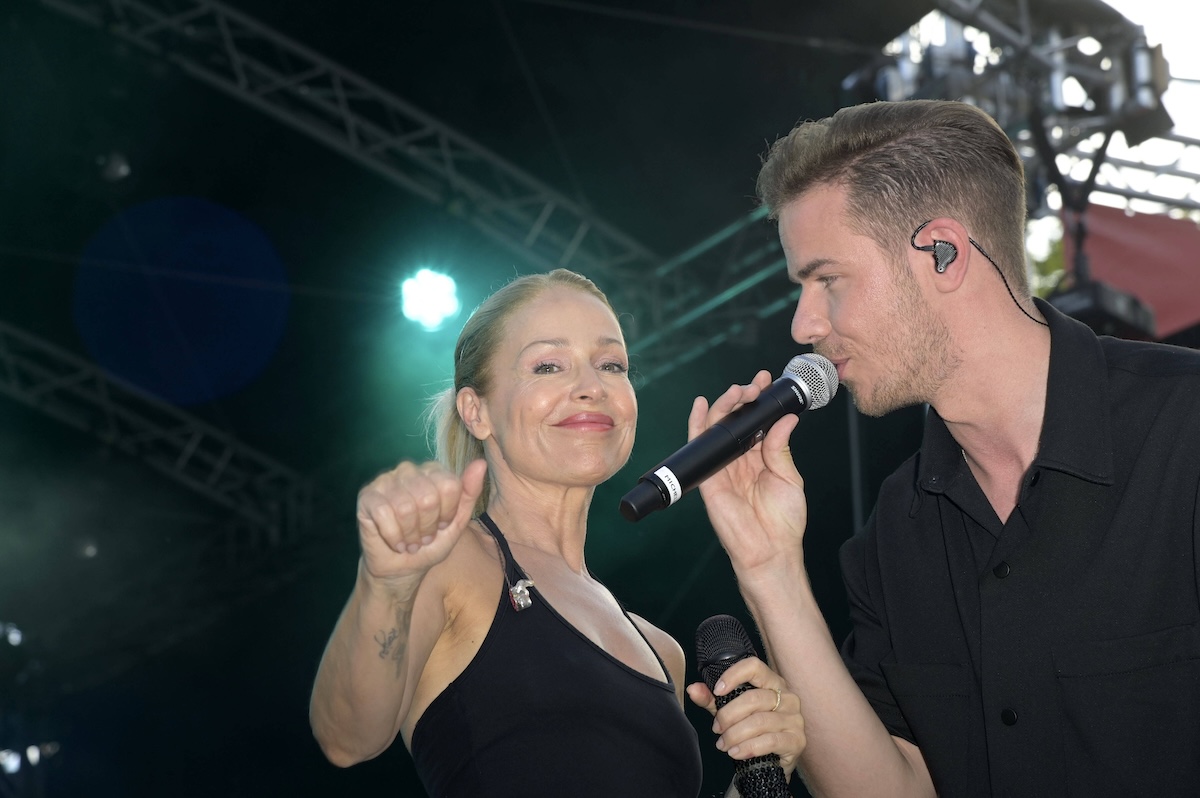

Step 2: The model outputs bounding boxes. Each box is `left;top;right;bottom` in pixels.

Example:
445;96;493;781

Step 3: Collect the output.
686;99;1200;796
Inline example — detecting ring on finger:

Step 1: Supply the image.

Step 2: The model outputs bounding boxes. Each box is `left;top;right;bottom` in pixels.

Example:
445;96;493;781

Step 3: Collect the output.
770;686;782;712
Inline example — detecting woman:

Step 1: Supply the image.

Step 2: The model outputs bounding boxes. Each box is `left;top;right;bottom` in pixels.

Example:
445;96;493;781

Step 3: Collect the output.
310;269;804;796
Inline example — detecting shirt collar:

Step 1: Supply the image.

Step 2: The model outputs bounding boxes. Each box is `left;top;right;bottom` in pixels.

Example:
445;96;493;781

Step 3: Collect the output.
917;297;1115;493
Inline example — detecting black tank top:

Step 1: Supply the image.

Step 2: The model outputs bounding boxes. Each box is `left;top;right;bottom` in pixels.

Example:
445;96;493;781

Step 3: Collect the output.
409;513;702;797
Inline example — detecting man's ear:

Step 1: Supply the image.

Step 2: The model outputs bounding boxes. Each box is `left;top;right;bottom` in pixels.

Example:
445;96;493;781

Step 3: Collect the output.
909;217;970;291
456;387;491;441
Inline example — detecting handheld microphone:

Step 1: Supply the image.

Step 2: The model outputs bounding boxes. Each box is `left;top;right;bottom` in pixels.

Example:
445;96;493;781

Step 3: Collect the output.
695;614;790;798
619;353;837;522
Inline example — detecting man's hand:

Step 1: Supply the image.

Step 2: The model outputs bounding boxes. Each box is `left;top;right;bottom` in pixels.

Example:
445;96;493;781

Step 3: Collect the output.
688;371;810;574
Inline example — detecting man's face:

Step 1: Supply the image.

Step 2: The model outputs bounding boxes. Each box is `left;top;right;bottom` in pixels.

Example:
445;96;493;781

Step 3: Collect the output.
779;184;957;416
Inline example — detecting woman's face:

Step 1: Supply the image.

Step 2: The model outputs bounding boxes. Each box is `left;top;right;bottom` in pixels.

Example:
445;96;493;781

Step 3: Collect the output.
464;286;637;491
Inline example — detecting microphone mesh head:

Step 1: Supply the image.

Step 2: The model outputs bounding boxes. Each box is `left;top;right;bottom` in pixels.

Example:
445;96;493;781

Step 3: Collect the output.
785;353;838;410
695;614;757;689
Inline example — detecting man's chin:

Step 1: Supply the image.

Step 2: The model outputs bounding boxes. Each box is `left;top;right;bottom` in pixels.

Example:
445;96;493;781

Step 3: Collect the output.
850;397;890;419
848;388;922;418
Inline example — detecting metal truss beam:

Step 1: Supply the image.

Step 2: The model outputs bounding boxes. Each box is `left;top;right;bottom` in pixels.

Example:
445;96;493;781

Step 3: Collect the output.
0;318;312;544
35;0;664;314
0;317;321;692
1054;130;1200;213
902;3;1200;218
626;207;796;383
34;523;341;695
33;0;814;385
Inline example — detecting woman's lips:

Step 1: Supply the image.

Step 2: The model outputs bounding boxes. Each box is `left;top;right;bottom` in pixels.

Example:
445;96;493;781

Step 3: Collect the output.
555;413;615;431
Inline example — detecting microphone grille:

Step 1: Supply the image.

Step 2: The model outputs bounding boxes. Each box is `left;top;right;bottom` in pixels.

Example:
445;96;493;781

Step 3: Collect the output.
785;353;838;410
695;614;757;673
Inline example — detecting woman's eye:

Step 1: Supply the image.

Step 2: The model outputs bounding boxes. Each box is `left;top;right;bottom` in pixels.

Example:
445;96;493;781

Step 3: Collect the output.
533;362;559;374
600;361;628;374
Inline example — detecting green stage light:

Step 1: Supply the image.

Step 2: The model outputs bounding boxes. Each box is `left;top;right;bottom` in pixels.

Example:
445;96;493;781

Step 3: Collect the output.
401;268;461;331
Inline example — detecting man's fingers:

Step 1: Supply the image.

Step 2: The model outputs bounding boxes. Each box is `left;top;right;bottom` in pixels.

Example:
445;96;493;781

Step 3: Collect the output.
687;396;709;441
762;414;802;476
690;370;776;440
709;382;756;422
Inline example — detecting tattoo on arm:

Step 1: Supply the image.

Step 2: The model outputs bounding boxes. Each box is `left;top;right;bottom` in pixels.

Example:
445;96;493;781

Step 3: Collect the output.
374;628;400;659
373;604;414;677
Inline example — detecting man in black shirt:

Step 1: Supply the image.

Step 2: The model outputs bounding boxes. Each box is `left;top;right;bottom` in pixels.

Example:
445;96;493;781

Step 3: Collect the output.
686;99;1200;796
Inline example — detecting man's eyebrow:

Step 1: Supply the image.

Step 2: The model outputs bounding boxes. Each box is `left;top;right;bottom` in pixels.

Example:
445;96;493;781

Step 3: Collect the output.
791;258;834;282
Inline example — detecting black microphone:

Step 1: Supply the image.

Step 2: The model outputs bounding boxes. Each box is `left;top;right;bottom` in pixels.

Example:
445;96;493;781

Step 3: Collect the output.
620;353;837;522
695;614;790;798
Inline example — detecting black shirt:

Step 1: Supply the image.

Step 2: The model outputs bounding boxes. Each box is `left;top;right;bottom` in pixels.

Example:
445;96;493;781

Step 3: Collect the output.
840;299;1200;797
410;514;703;797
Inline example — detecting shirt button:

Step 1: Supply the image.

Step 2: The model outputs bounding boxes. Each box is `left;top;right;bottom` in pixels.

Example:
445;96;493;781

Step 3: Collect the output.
993;561;1011;579
1029;471;1041;486
1001;708;1018;726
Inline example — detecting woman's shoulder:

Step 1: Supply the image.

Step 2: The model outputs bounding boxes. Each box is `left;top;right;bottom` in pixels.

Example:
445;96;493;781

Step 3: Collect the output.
628;612;686;683
628;614;682;652
424;521;504;604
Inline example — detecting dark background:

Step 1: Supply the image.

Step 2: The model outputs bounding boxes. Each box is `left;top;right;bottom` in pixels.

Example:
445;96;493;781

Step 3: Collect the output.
0;0;1094;795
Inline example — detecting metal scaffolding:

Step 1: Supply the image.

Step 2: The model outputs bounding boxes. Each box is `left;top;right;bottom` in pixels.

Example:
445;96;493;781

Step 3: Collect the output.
1057;131;1200;213
36;0;664;326
33;0;808;385
0;314;325;692
0;318;312;544
885;0;1199;218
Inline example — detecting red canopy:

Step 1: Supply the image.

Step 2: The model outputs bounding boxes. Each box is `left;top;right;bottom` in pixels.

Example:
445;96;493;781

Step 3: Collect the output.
1062;203;1200;339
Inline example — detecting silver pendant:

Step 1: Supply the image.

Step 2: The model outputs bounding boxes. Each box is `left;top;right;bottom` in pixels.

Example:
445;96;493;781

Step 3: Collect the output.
508;578;535;611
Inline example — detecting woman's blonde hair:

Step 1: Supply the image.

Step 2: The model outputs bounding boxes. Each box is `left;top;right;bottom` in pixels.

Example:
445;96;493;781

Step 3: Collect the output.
423;269;615;515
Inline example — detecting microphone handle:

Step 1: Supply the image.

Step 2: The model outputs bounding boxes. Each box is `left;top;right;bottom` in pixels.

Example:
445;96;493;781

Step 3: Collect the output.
620;378;804;521
705;657;790;798
711;379;801;455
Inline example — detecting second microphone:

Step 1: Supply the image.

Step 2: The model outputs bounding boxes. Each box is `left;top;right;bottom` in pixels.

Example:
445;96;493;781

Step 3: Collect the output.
619;353;838;522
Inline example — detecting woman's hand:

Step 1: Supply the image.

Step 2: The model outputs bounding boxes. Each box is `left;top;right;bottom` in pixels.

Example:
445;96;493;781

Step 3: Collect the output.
355;459;486;582
686;656;807;780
